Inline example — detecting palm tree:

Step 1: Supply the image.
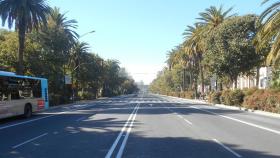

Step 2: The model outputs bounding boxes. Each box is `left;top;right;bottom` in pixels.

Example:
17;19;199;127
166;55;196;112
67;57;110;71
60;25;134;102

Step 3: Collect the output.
257;0;280;66
197;5;235;30
183;24;205;97
47;7;78;46
194;5;235;92
0;0;50;75
166;46;182;70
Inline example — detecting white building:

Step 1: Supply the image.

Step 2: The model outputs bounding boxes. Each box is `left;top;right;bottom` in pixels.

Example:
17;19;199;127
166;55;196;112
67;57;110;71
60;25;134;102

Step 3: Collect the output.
234;67;272;89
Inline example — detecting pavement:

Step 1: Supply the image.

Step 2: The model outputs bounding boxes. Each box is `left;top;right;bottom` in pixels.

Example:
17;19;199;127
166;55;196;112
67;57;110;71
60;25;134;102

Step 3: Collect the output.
0;92;280;158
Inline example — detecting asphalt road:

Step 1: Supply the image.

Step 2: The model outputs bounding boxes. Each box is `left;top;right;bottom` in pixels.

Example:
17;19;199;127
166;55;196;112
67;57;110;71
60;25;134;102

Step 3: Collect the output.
1;93;280;158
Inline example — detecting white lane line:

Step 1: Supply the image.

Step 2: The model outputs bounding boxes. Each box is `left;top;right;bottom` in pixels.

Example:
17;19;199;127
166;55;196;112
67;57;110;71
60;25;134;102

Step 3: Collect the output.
167;108;193;125
116;105;140;158
12;133;48;149
177;115;184;119
0;104;93;131
213;139;242;158
105;104;139;158
190;106;280;135
183;118;193;125
0;115;55;130
76;116;87;122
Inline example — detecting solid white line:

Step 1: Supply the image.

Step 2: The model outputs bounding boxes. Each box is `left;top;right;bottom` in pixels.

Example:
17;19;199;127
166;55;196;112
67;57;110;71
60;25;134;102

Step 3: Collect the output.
190;106;280;135
12;133;48;149
105;104;139;158
0;115;55;130
116;105;140;158
213;139;242;158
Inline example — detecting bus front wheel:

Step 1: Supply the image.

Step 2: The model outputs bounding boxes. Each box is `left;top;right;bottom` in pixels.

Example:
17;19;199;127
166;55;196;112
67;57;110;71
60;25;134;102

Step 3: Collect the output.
24;104;32;118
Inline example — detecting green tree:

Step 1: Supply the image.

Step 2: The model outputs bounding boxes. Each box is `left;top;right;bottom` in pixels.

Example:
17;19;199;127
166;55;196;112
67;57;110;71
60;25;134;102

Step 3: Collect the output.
204;15;262;88
0;0;50;75
197;5;235;92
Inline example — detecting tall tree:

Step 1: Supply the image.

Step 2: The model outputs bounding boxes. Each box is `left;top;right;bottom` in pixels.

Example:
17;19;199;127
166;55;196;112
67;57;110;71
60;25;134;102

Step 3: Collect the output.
0;0;50;75
183;24;205;96
197;5;235;30
204;15;261;88
197;5;235;92
70;42;90;95
257;0;280;66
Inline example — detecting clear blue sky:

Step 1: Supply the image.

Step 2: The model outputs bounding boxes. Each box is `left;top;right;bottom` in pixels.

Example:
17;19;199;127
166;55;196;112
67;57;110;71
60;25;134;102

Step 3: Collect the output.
47;0;265;84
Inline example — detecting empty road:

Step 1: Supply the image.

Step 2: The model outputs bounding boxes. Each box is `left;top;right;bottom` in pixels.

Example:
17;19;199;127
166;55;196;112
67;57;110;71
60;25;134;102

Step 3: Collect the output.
1;93;280;158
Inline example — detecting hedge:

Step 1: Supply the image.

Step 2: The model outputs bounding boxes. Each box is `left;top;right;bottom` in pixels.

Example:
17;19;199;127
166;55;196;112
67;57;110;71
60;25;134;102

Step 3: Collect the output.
243;89;280;113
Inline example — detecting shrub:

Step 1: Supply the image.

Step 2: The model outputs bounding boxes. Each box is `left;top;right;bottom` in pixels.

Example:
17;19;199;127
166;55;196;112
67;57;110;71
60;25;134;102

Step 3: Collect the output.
49;93;70;106
179;92;185;98
208;91;221;104
220;90;232;105
220;89;244;106
243;87;258;96
49;94;61;106
184;91;195;99
243;89;280;113
231;89;245;106
78;91;96;100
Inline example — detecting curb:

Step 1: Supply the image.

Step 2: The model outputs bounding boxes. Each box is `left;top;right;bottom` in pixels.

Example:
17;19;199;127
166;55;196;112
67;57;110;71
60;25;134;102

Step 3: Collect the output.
156;94;280;119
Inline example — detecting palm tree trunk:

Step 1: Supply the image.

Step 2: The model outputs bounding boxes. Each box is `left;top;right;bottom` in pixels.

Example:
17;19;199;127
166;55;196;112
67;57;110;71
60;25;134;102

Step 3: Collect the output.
256;67;260;88
199;60;205;98
194;78;198;99
17;21;26;75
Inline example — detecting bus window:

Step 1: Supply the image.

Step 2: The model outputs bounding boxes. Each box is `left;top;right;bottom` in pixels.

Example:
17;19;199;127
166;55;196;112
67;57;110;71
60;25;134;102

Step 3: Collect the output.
0;77;9;101
0;78;3;101
32;80;42;98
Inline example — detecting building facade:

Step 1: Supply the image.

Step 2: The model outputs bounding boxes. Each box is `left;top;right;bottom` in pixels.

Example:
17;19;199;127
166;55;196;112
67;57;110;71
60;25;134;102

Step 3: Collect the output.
234;67;272;89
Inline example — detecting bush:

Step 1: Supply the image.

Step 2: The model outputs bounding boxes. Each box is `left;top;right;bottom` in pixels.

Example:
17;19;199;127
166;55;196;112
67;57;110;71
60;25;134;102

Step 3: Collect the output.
208;91;221;104
78;91;96;100
231;89;245;106
243;89;280;113
220;90;232;105
184;91;195;99
220;89;244;106
49;93;70;106
243;87;258;96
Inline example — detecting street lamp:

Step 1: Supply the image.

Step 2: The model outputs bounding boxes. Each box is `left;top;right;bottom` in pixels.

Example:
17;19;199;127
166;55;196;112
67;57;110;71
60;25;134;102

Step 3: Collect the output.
70;30;95;102
79;30;95;39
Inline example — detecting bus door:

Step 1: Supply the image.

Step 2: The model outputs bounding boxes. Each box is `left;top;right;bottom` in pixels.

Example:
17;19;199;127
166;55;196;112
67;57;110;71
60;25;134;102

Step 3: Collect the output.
41;79;49;109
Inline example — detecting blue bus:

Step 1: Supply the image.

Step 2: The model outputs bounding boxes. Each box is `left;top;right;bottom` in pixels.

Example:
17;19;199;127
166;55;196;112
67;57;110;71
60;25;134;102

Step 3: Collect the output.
0;71;49;119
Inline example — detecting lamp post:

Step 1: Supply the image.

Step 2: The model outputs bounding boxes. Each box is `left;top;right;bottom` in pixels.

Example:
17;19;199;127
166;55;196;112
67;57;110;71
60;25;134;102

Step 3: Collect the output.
70;30;95;102
79;30;95;39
